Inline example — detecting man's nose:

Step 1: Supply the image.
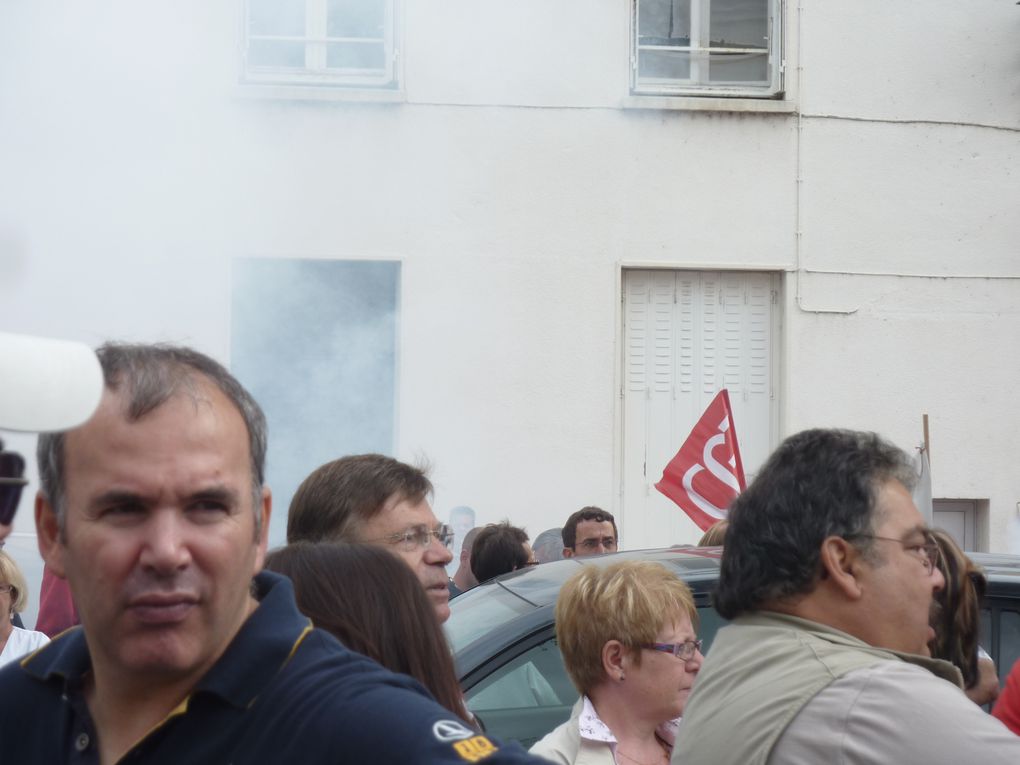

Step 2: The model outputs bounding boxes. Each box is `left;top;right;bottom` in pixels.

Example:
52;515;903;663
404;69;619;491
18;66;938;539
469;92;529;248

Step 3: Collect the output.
139;510;192;572
425;535;453;565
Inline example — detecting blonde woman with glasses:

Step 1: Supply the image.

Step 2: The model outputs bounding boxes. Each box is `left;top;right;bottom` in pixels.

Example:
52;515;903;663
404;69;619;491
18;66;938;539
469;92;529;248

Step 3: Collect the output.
531;561;703;765
0;550;48;667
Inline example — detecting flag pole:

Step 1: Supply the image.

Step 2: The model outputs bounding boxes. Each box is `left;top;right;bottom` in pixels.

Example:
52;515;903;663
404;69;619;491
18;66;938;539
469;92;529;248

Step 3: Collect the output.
922;413;930;459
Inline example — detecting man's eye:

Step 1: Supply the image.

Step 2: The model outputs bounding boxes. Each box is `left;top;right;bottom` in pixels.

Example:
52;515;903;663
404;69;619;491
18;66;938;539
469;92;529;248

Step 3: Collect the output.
191;500;229;514
105;504;142;516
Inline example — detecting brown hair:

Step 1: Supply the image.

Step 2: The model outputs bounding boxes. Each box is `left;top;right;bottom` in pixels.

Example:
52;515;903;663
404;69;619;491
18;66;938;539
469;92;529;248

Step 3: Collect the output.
264;541;472;724
928;528;986;689
287;454;431;544
470;521;530;583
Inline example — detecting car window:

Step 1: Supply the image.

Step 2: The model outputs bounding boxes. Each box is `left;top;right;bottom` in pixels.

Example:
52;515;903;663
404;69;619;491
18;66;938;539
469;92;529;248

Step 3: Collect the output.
446;585;537;654
465;637;576;749
999;608;1020;682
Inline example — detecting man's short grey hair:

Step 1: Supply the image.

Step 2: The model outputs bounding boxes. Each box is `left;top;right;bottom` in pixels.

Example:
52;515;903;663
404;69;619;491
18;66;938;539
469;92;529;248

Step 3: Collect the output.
37;342;268;534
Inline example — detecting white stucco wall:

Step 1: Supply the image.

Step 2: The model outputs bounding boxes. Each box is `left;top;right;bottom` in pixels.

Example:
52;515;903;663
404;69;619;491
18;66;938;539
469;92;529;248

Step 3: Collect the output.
2;0;1018;625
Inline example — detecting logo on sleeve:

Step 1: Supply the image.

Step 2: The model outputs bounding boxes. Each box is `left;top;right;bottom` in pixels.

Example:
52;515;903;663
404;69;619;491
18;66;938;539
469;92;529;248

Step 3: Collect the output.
432;720;476;743
453;736;499;762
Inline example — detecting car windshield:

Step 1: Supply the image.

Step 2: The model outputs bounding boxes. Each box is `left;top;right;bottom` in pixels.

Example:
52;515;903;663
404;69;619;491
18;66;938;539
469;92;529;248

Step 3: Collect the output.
446;583;538;653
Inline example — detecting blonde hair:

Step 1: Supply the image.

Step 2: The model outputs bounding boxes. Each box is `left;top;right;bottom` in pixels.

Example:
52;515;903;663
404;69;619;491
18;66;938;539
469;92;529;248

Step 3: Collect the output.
555;560;697;695
698;520;729;547
0;550;29;614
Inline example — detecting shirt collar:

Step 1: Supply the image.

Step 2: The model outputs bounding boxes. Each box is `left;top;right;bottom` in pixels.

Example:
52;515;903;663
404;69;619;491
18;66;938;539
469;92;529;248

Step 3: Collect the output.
577;695;682;748
20;571;312;709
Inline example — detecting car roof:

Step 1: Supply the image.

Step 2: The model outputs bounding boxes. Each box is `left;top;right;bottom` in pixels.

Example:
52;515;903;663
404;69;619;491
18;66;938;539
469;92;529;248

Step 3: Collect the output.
447;547;724;668
449;546;1020;666
482;546;723;608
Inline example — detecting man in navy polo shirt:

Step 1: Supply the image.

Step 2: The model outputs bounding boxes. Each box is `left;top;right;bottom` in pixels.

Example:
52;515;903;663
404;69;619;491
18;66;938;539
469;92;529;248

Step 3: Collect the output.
0;342;541;764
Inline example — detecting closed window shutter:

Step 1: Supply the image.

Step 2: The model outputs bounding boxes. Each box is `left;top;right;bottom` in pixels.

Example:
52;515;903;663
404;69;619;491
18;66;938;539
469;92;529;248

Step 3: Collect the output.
621;269;779;548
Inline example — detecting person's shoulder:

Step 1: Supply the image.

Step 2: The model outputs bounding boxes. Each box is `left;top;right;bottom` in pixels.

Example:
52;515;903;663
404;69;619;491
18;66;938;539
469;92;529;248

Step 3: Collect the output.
241;630;545;763
806;660;1020;760
528;719;577;765
12;626;51;650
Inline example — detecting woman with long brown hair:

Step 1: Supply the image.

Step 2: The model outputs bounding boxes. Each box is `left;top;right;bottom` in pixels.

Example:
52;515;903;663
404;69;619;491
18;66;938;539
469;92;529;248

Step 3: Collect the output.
264;541;473;725
928;528;999;706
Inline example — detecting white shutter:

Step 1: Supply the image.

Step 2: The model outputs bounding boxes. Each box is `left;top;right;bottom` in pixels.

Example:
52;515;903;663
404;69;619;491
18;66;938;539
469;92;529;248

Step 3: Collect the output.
621;269;779;548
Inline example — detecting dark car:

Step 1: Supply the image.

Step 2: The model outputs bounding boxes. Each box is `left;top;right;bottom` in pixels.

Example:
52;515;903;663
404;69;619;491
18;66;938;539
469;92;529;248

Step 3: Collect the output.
447;547;1020;748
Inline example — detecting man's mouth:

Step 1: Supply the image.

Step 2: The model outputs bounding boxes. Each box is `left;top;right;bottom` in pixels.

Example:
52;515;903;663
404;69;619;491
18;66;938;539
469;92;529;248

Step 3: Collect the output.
128;594;198;625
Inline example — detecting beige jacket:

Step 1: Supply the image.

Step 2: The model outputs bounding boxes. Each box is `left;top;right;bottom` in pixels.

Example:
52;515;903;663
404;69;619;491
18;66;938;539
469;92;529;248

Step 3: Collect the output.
670;611;962;765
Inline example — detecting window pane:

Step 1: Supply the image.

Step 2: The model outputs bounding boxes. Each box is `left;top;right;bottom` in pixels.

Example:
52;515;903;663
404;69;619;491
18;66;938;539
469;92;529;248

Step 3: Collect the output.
708;51;768;83
326;42;386;70
639;0;690;43
327;0;386;38
248;0;305;37
232;259;400;547
248;40;306;69
638;50;691;81
710;0;767;48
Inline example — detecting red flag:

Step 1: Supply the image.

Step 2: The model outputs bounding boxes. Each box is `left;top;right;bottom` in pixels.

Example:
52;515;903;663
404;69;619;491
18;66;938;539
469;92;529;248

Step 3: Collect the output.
654;389;746;532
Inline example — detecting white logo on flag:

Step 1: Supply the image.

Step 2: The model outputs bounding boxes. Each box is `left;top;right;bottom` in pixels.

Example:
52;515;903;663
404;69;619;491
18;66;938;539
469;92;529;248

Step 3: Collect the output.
681;415;741;521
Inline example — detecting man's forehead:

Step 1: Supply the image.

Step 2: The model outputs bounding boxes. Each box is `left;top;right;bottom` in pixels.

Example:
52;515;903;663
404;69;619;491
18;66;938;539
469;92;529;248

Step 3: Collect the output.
576;519;614;538
62;385;252;483
374;493;438;529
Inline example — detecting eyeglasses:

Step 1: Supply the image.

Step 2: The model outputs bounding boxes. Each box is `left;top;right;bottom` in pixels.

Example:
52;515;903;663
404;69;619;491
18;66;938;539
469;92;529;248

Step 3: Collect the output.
577;536;617;552
0;585;13;595
0;439;28;527
847;533;940;575
642;639;703;662
372;523;454;553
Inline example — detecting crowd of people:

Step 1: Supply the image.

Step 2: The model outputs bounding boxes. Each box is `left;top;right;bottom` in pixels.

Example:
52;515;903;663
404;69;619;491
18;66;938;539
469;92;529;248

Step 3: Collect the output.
1;340;1020;763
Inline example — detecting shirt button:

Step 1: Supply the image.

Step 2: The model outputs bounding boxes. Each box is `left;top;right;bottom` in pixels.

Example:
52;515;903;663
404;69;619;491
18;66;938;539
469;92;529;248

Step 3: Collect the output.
75;733;90;751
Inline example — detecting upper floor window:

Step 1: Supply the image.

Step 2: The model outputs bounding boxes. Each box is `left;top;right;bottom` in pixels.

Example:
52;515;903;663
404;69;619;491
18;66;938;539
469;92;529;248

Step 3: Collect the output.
632;0;782;98
244;0;398;89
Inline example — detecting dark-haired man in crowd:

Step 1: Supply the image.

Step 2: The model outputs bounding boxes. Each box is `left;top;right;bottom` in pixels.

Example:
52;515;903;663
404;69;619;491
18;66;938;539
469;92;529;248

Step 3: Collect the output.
0;342;542;764
470;521;534;584
561;506;617;558
672;428;1020;764
287;454;455;623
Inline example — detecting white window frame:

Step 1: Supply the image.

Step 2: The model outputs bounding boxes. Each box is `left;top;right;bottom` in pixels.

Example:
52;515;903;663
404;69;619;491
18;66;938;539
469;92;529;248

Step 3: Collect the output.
631;0;783;98
242;0;399;90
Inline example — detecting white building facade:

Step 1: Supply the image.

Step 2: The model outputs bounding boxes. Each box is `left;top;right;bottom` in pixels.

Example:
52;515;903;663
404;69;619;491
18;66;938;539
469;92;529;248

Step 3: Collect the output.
2;0;1018;616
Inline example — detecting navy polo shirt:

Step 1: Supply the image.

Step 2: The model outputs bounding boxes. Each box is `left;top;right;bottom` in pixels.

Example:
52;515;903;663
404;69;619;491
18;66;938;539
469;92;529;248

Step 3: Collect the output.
0;571;543;764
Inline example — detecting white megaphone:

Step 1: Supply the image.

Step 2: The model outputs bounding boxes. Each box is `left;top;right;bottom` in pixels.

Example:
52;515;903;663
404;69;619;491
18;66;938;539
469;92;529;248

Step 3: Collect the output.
0;331;103;433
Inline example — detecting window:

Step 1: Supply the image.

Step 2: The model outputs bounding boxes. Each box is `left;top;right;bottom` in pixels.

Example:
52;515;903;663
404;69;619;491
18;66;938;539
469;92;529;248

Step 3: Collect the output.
933;499;989;552
231;258;400;546
632;0;782;98
244;0;398;89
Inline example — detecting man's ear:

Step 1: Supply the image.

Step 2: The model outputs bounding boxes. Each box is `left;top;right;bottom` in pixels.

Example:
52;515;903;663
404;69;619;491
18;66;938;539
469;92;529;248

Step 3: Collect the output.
35;492;67;578
601;639;627;682
562;547;574;559
253;486;272;573
819;535;864;600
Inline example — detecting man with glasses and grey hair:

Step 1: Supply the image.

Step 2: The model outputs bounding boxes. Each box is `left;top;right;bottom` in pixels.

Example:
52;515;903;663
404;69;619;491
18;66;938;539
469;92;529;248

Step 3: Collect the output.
672;428;1020;764
287;453;456;622
0;342;543;764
